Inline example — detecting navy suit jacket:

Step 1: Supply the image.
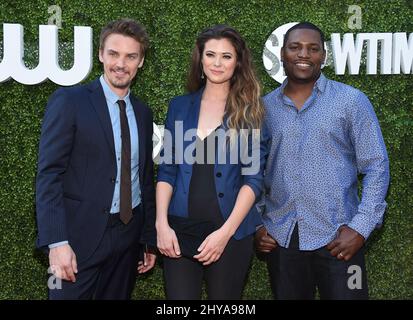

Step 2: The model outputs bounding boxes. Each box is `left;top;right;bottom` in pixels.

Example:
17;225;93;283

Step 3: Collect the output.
157;89;268;240
36;79;155;263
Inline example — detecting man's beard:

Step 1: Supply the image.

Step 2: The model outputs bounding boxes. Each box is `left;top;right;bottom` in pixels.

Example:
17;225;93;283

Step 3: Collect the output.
109;77;131;89
109;67;131;89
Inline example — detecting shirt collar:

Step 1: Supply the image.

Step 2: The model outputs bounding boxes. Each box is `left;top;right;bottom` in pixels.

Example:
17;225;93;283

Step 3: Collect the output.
314;73;327;93
99;75;131;106
278;72;327;99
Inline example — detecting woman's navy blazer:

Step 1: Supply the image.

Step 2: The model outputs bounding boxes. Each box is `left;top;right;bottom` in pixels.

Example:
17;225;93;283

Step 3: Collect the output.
157;88;268;240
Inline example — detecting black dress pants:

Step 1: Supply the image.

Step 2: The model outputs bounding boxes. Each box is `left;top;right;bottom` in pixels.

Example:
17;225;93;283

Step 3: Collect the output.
266;225;368;300
49;205;144;300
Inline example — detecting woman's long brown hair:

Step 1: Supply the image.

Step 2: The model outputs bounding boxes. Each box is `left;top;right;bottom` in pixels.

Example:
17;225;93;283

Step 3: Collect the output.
187;25;264;132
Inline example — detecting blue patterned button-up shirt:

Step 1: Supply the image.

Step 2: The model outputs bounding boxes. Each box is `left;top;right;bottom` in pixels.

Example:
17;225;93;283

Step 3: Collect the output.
261;73;389;250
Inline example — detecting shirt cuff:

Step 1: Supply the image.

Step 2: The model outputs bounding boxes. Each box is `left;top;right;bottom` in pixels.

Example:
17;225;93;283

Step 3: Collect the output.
243;181;261;199
48;241;69;249
347;213;376;240
156;175;175;188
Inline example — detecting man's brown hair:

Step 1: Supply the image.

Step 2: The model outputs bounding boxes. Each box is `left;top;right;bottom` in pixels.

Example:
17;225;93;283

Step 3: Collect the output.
99;18;149;55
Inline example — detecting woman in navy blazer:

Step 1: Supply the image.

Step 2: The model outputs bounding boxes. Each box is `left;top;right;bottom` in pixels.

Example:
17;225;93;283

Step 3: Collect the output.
156;25;268;299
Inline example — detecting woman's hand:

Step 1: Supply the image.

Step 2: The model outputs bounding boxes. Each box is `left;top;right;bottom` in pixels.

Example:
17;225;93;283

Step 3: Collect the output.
193;227;232;265
156;222;181;258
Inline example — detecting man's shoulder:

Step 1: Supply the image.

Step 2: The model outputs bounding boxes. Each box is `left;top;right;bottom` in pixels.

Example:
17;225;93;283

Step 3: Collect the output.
45;79;102;116
326;77;368;101
262;86;282;108
324;77;373;115
130;94;152;116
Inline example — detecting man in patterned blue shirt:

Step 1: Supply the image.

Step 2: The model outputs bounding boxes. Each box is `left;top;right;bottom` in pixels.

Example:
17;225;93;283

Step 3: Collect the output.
255;22;389;299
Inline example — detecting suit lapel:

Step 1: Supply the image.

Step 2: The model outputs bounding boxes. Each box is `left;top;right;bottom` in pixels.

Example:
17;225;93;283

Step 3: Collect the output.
131;96;146;184
88;80;116;157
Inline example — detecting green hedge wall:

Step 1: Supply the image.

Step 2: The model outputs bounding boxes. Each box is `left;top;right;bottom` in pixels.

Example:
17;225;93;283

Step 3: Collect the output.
0;0;412;299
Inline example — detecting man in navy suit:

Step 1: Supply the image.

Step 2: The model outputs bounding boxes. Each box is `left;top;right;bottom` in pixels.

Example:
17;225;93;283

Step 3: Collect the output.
36;19;156;299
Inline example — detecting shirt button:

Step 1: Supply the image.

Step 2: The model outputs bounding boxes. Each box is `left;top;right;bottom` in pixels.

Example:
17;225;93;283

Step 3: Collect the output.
218;193;224;198
216;172;222;177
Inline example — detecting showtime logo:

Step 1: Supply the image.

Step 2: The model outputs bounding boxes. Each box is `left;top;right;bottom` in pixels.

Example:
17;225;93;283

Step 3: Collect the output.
263;22;413;83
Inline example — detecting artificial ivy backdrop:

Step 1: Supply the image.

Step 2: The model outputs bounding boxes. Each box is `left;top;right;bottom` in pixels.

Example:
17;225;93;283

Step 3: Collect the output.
0;0;412;299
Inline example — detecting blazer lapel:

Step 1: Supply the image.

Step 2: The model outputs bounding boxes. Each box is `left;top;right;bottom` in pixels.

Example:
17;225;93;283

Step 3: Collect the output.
181;88;204;192
88;79;116;158
183;88;203;147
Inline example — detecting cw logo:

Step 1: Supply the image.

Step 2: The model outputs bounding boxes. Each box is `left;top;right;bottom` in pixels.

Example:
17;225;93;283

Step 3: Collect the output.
0;23;92;85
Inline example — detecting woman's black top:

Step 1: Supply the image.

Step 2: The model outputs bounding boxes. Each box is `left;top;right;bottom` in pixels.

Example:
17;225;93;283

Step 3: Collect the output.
188;130;224;228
